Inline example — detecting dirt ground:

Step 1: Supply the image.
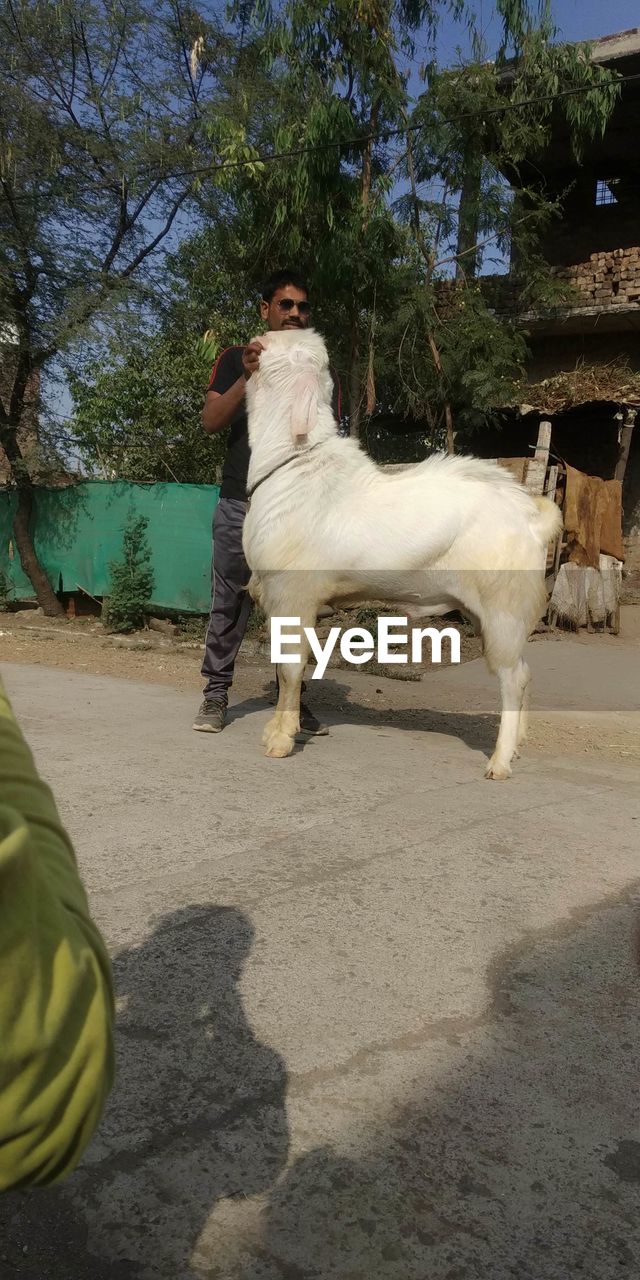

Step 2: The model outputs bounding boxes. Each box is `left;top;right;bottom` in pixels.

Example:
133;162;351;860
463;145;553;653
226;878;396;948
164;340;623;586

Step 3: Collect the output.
1;609;638;763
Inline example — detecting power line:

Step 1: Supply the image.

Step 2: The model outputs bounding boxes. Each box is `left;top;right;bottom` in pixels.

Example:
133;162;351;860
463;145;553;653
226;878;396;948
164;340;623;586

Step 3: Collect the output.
175;69;640;181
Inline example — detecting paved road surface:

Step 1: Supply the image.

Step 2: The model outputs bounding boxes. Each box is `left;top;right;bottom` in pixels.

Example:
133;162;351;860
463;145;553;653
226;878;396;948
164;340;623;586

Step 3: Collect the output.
1;648;639;1279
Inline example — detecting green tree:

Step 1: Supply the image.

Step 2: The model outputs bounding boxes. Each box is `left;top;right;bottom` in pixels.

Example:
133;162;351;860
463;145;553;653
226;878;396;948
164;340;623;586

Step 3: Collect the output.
104;513;154;633
0;0;249;612
69;332;223;483
390;0;620;449
224;0;618;455
68;225;259;480
227;0;437;435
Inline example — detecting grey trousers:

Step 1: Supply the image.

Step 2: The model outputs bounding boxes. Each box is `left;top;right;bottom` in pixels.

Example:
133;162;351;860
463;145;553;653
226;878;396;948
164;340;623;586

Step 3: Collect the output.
201;495;308;705
202;497;252;702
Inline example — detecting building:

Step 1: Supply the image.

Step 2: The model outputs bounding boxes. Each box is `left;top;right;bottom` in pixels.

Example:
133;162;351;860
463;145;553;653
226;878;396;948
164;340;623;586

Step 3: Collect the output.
468;29;640;595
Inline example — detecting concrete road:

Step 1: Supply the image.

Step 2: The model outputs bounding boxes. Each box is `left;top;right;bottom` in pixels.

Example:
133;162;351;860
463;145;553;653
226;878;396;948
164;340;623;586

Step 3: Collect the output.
1;649;639;1280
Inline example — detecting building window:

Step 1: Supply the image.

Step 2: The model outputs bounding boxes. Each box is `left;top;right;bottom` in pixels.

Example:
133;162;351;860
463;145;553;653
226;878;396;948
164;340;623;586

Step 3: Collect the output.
595;178;619;206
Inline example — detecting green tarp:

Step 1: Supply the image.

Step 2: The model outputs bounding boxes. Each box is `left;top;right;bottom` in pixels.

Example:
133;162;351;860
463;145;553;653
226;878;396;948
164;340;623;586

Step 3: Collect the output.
0;481;220;613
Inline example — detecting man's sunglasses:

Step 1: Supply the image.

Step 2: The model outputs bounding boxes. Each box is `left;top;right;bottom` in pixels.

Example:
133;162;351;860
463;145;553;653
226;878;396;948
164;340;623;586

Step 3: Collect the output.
276;298;311;317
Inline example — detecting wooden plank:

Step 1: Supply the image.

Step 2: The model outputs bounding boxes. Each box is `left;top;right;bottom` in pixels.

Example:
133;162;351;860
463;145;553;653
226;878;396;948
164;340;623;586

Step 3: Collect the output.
553;531;565;579
524;457;547;495
497;457;528;484
544;466;560;573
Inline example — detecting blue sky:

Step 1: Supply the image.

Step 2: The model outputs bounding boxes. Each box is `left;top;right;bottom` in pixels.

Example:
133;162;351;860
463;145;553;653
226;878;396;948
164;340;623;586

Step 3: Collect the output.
437;0;639;63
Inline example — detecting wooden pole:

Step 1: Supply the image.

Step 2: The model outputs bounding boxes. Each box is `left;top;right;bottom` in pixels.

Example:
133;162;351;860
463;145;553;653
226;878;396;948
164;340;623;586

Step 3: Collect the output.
526;419;552;495
614;406;637;485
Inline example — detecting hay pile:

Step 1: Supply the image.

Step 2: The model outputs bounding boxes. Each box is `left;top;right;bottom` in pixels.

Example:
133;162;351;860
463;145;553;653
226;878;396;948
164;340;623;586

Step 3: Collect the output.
512;360;640;415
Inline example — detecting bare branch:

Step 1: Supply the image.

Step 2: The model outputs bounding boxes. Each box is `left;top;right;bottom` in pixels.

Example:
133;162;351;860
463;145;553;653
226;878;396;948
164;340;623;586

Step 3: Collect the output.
101;9;128;93
121;187;192;278
128;177;164;226
77;18;119;160
172;0;201;110
404;119;434;273
0;177;40;300
433;212;528;273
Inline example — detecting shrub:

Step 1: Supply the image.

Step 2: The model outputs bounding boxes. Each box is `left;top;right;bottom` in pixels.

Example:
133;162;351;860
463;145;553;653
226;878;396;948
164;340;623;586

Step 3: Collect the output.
104;514;155;633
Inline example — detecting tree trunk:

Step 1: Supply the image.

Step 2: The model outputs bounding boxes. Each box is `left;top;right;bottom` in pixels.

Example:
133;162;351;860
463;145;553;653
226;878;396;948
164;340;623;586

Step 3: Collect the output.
404;127;455;453
1;344;66;616
348;309;361;440
426;331;455;454
347;102;378;440
456;150;482;282
12;485;65;617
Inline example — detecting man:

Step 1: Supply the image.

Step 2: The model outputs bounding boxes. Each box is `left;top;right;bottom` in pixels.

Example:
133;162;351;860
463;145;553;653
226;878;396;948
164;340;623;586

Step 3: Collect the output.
193;269;341;734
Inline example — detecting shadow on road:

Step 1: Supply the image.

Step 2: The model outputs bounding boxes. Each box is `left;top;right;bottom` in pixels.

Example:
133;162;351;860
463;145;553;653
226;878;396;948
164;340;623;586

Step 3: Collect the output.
2;895;638;1279
238;892;640;1280
230;673;500;757
0;905;289;1279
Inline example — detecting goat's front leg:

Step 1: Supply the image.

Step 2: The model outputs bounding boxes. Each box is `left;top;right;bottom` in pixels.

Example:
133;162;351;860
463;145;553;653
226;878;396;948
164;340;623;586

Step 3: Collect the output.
486;659;529;780
262;622;313;758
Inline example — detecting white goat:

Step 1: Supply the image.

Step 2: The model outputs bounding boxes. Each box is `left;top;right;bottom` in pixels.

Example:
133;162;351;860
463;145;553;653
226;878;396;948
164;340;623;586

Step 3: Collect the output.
243;329;562;779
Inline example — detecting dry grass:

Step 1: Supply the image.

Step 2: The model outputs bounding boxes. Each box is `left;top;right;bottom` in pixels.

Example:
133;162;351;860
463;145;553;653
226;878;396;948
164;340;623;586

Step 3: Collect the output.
514;359;640;415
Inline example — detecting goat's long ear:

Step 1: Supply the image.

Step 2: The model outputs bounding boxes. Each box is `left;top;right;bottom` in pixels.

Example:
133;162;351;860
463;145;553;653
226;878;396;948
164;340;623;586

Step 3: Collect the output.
290;370;318;442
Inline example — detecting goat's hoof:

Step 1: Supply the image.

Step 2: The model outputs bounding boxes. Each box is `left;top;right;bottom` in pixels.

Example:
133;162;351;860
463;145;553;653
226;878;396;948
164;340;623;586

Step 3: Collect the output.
485;761;512;781
265;732;294;759
262;717;279;747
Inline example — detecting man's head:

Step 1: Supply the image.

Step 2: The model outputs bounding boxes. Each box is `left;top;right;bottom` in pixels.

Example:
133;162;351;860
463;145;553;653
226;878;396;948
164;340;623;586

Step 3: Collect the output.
260;269;310;332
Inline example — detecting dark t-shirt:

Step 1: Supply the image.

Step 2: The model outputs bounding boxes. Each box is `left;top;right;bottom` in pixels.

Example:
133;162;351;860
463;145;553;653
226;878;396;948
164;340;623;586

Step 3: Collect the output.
207;345;342;501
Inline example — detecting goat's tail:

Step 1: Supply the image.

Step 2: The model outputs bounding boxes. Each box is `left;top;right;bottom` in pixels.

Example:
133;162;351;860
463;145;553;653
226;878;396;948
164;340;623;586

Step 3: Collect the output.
246;572;264;606
530;496;563;545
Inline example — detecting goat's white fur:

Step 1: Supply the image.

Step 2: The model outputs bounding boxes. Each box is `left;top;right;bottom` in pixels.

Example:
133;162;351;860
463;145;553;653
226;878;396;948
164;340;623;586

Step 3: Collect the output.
243;328;562;778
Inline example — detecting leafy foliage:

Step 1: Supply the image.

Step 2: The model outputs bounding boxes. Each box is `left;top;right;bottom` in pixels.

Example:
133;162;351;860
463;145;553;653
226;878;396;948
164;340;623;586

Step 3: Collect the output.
0;0;254;605
104;513;155;633
1;0;624;511
386;7;620;447
69;334;223;483
0;0;243;355
68;225;259;481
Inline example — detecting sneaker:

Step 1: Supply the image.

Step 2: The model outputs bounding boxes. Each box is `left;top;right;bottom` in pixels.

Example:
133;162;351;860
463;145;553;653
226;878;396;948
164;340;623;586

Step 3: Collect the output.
192;698;227;733
299;701;329;736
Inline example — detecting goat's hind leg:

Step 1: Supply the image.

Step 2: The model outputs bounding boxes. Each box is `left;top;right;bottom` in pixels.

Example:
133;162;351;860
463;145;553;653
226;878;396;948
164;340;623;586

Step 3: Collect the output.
514;660;531;758
485;658;529;780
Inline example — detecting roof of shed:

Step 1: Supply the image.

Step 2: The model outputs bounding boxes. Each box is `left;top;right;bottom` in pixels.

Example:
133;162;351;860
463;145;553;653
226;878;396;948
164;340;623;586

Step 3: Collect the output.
504;360;640;415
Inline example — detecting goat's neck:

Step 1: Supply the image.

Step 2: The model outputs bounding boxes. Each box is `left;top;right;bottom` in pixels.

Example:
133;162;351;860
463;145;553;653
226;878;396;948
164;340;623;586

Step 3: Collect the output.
247;395;335;480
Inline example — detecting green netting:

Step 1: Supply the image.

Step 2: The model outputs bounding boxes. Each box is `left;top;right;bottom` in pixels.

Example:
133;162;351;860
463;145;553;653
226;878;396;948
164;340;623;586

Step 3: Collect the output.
0;481;220;613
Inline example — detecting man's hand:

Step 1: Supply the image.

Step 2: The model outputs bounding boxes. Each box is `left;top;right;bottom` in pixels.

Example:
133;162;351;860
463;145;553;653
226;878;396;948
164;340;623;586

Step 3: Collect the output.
242;340;264;380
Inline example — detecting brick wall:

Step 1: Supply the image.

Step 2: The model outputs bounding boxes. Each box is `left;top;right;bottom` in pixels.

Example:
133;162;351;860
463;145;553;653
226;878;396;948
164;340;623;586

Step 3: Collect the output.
479;245;640;316
539;181;640;267
482;246;640;314
554;246;640;307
